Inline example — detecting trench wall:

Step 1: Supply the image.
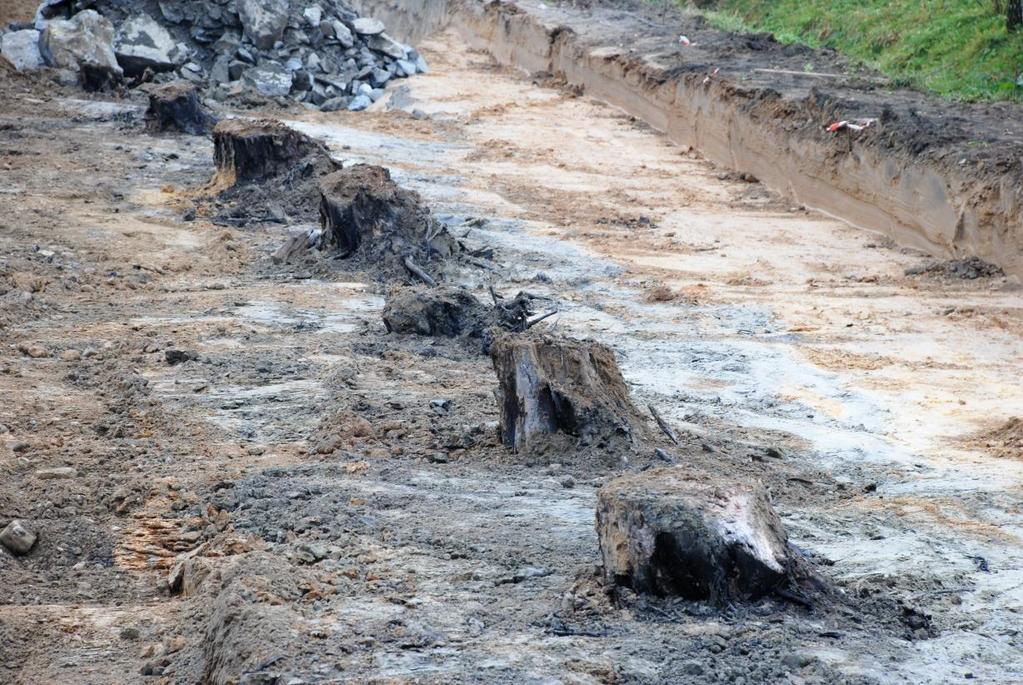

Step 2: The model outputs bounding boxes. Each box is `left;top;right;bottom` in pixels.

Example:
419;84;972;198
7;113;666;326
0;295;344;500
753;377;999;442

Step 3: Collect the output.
352;0;1023;277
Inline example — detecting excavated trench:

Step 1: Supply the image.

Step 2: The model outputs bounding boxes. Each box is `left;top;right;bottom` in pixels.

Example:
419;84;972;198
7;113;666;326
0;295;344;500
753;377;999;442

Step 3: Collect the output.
350;0;1023;278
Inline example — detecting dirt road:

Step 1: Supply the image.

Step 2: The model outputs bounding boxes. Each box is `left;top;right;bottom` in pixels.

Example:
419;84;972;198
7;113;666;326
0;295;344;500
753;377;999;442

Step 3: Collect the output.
1;26;1022;685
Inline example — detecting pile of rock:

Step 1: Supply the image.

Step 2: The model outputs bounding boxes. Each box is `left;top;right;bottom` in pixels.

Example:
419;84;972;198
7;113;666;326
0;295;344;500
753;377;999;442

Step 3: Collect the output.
1;0;426;111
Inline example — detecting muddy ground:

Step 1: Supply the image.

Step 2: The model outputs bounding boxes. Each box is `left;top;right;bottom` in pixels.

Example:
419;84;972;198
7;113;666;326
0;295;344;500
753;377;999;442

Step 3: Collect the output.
2;15;1023;685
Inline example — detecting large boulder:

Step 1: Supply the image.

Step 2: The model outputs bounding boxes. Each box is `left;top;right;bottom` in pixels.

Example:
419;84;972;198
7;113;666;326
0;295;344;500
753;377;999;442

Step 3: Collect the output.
242;62;293;97
145;81;217;135
352;17;385;36
596;468;793;604
114;13;188;76
367;33;408;60
490;332;645;454
39;9;122;85
237;0;290;50
1;29;44;71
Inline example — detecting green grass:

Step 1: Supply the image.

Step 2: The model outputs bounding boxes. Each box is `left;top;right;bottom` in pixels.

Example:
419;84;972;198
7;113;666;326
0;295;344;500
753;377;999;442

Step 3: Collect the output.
694;0;1023;101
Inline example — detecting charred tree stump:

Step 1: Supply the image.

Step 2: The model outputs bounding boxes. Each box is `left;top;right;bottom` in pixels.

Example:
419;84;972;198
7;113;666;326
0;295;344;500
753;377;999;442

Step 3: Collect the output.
212;118;338;186
383;285;490;337
596;468;793;604
490;332;645;454
145;81;216;135
318;164;460;281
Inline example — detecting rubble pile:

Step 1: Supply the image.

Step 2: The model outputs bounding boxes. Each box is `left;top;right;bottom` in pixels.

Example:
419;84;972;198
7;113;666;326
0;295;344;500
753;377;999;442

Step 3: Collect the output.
2;0;426;110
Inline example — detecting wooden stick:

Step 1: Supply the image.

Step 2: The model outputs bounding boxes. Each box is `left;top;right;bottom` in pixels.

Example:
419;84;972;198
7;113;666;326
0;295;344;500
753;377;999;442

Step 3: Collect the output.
525;309;558;329
648;404;680;445
403;256;437;286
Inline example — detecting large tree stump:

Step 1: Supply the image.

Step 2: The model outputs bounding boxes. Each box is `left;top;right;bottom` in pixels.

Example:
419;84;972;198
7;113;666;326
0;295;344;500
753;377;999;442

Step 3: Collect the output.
318;164;460;281
212;118;338;186
383;285;489;337
490;332;644;453
205;119;340;223
145;81;217;135
596;468;792;603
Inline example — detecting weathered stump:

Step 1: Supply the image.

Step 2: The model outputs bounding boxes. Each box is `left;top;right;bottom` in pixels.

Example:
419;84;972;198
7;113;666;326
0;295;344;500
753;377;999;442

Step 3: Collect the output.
596;468;792;603
318;164;460;281
383;285;489;337
490;332;644;453
212;118;338;186
146;81;217;135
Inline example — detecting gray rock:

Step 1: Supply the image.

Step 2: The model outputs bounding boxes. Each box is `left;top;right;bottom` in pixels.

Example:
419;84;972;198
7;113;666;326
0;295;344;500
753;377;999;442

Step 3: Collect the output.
243;62;293;97
303;6;322;27
210;54;231;84
356;81;373;96
236;46;255;64
292;69;311;90
213;31;241;54
285;56;303;71
1;29;44;71
114;13;187;76
370;67;390;86
35;467;77;479
0;519;37;555
352;17;385;36
305;51;321;72
39;10;122;79
596;468;793;604
368;87;386;102
320;96;348;112
395;58;416;77
347;94;371;111
781;653;814;671
331;20;354;48
228;60;246;81
414;53;429;74
367;33;407;60
237;0;290;50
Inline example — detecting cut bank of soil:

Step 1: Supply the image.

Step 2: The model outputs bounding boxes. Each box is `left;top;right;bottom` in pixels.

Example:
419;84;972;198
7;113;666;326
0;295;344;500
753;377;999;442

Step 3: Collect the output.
350;0;1023;278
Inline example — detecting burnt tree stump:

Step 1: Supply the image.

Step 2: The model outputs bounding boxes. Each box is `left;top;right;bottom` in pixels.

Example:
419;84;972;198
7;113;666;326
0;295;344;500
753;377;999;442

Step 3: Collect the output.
490;332;644;454
145;81;216;135
596;468;793;604
212;118;338;185
383;285;490;337
318;164;460;281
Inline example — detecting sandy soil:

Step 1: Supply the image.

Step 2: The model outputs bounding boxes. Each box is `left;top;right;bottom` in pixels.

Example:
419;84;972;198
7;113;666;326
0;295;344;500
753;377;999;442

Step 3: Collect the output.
0;0;35;26
1;25;1022;685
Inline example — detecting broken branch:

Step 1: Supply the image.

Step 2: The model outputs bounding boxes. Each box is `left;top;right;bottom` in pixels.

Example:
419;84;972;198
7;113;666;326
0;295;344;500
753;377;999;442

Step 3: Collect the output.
648;404;680;445
403;256;437;286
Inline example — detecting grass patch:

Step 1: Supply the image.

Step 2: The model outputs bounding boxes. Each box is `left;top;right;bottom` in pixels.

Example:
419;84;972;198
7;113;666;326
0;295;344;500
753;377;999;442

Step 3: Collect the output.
694;1;1023;101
